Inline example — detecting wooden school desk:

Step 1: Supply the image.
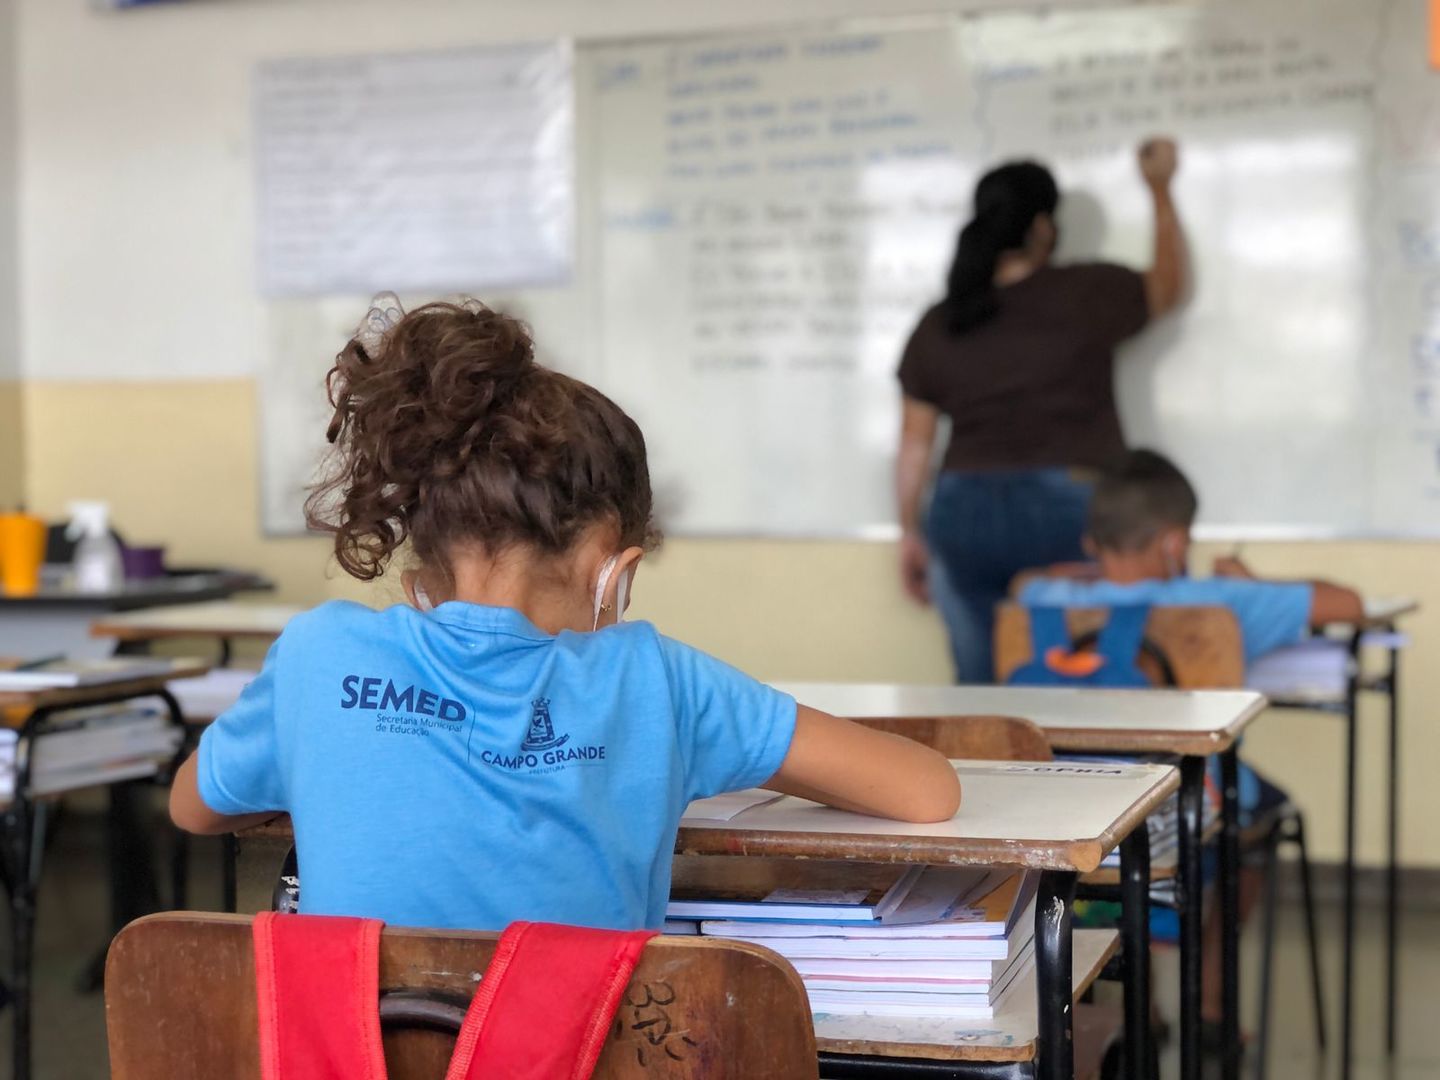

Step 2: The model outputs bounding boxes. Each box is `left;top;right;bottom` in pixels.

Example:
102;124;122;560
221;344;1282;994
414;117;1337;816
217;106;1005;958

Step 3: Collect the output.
90;602;298;913
90;599;301;667
1248;597;1418;1078
0;571;271;662
0;659;208;1080
246;760;1176;1080
776;683;1264;1080
679;758;1179;1080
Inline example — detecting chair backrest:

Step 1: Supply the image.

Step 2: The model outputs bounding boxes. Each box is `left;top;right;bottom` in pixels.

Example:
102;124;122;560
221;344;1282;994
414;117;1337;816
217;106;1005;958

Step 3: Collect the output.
994;603;1245;689
106;912;819;1080
848;714;1054;762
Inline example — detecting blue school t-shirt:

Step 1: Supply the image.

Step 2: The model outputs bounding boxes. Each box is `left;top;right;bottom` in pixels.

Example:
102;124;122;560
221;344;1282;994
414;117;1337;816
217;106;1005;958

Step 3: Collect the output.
1017;576;1314;665
196;600;797;931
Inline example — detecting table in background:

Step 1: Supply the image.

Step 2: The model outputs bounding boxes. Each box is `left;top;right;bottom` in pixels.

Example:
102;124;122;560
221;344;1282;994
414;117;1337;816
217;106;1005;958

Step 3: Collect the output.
777;682;1265;1080
0;659;208;1080
0;571;272;661
90;599;301;667
1247;597;1418;1079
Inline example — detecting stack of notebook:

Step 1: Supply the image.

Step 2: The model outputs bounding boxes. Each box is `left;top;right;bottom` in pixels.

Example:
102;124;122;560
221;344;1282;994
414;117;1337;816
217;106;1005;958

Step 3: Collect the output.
0;705;183;800
668;862;1039;1020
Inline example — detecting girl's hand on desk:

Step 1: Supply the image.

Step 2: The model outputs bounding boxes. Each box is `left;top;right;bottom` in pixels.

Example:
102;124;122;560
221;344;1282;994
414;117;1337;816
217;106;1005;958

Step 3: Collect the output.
763;706;961;824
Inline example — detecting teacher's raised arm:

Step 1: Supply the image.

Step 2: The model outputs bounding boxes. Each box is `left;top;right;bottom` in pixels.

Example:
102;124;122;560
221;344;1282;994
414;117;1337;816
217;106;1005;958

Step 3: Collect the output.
896;140;1186;683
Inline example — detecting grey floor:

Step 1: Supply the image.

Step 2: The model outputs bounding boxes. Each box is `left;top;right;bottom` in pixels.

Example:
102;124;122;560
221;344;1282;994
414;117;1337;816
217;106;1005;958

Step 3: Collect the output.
2;798;1437;1079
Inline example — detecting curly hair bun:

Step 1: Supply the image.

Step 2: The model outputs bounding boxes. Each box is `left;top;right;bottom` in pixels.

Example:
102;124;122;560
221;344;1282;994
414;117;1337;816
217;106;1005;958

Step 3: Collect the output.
306;298;657;582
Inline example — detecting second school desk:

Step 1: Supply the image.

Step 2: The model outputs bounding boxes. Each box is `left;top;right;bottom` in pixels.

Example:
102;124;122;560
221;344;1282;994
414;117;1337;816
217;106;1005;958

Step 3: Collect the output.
90;600;302;666
775;683;1265;1080
1247;596;1417;1079
0;572;272;661
0;659;208;1080
679;758;1178;1080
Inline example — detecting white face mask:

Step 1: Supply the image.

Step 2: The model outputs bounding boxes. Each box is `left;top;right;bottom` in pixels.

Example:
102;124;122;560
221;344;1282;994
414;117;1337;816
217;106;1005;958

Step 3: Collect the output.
412;580;435;612
592;555;632;631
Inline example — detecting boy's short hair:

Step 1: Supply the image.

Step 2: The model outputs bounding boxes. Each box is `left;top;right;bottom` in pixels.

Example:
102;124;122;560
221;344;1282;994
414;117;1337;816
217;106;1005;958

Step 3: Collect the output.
1087;450;1199;552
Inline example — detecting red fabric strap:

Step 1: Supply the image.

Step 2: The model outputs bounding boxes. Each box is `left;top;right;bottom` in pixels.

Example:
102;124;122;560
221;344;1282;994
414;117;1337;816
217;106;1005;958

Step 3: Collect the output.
253;911;388;1080
445;922;657;1080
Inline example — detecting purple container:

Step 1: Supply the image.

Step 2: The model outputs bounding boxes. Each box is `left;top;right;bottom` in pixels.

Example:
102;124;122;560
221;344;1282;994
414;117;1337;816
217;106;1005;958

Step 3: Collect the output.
121;545;167;580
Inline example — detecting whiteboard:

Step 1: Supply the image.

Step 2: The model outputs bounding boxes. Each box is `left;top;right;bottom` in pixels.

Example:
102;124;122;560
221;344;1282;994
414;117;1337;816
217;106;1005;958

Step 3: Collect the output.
259;1;1440;538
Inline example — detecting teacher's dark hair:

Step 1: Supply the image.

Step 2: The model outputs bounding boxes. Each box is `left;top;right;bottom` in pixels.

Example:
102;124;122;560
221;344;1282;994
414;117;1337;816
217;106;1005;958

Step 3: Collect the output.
945;161;1060;332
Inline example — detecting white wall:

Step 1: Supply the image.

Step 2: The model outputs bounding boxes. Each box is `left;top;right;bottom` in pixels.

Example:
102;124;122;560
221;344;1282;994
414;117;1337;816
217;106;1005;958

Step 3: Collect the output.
14;0;1109;383
0;0;17;380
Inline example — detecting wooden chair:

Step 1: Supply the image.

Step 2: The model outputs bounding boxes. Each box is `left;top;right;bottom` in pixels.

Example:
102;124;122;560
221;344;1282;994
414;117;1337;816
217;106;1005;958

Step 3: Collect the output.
106;911;819;1080
849;713;1053;762
993;603;1245;688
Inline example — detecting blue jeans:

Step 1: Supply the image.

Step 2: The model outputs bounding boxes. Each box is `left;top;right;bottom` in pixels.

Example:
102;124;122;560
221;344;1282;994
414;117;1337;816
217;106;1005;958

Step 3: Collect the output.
925;468;1093;683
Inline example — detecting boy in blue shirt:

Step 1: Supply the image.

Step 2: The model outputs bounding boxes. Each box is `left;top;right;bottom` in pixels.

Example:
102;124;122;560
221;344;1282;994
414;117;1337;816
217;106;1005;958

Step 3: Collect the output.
168;297;961;932
1019;449;1363;663
1020;448;1362;1043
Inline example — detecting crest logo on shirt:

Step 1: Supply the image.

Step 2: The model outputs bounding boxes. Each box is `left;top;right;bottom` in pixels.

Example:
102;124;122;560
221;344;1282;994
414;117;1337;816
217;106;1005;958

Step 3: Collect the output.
520;698;570;752
478;697;606;775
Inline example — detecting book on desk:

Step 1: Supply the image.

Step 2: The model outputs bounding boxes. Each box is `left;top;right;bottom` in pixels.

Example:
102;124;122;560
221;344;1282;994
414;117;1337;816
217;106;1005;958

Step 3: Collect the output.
0;704;182;799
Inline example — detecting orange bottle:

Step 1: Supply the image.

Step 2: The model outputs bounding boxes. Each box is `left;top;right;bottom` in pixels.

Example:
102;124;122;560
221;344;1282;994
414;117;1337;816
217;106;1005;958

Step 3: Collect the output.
0;508;46;596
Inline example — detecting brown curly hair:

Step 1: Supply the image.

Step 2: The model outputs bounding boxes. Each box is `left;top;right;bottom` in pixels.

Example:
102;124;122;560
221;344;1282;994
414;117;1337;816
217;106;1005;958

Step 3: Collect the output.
305;300;659;582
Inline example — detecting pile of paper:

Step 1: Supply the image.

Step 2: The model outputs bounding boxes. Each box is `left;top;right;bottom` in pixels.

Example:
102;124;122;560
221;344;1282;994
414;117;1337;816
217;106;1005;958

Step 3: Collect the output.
0;706;183;800
672;866;1039;1020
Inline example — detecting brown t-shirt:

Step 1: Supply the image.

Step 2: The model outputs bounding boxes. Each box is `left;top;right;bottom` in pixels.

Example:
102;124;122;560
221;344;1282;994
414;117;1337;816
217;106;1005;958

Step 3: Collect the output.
898;263;1150;472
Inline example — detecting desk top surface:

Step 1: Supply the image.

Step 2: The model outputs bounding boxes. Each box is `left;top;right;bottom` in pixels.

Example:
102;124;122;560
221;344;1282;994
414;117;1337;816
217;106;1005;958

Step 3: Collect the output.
677;759;1177;873
245;759;1177;873
776;682;1267;756
0;659;211;709
0;572;271;612
91;601;303;640
1351;597;1420;626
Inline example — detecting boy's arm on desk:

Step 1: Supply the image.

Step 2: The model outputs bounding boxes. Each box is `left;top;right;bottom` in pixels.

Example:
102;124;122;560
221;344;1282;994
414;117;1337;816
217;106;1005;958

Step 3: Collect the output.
761;706;961;824
169;753;283;836
1212;558;1364;626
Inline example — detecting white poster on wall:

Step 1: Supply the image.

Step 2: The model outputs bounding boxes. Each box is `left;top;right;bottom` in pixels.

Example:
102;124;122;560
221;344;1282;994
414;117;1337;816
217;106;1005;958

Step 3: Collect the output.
254;41;574;297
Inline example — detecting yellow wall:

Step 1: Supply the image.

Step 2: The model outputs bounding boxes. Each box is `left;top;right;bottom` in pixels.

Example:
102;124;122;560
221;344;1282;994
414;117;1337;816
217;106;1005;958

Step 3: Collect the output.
0;381;21;507
19;377;1439;868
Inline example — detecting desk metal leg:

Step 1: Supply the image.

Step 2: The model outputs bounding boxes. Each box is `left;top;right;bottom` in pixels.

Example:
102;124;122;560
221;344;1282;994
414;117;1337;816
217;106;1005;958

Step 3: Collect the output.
1176;756;1205;1080
1035;870;1076;1080
1218;748;1240;1080
1119;826;1153;1080
1386;643;1400;1056
1341;643;1360;1080
5;793;37;1080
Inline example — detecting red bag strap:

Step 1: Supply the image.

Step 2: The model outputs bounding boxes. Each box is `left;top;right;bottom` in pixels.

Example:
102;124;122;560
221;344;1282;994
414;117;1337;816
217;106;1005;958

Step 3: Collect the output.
444;922;657;1080
253;911;389;1080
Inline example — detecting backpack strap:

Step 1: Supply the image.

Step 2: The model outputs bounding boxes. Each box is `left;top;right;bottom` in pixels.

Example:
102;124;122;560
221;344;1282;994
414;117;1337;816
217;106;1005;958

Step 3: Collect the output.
1026;606;1073;656
1094;604;1153;668
444;922;657;1080
253;911;388;1080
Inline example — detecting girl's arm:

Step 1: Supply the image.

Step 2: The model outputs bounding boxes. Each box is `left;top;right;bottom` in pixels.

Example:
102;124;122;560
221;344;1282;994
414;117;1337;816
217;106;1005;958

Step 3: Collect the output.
764;706;961;823
169;753;282;836
896;396;941;604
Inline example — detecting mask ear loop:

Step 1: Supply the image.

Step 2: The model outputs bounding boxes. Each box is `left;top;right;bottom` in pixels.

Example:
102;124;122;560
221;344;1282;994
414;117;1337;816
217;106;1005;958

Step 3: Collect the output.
592;555;618;631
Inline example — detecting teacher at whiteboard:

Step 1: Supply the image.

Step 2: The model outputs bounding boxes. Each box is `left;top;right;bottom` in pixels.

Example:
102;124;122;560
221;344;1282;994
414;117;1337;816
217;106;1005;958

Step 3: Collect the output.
896;139;1186;683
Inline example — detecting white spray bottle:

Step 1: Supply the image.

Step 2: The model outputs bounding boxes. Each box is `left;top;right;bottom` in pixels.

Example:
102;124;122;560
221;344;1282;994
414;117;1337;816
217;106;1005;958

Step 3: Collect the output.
67;501;123;594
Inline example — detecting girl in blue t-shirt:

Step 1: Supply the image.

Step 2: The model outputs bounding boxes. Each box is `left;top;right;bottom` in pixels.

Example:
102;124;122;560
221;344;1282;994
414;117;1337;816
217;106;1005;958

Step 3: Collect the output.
169;296;960;930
